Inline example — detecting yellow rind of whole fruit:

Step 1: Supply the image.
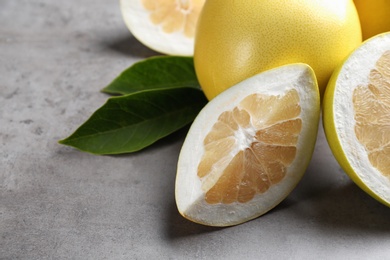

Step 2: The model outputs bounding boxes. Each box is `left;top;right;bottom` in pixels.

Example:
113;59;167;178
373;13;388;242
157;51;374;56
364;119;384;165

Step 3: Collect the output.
194;0;362;100
323;32;390;207
354;0;390;40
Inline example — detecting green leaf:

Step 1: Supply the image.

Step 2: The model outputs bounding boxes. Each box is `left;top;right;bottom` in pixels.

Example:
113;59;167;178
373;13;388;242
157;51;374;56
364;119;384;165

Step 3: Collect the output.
102;56;199;95
59;87;207;155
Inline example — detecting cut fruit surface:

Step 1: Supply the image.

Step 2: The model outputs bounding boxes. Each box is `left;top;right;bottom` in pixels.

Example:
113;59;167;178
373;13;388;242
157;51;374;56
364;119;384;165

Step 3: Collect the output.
120;0;205;56
175;64;320;226
323;32;390;207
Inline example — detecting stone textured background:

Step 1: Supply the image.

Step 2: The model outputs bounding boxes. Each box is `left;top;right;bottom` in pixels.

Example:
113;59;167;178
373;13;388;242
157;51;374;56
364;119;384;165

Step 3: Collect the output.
1;1;389;259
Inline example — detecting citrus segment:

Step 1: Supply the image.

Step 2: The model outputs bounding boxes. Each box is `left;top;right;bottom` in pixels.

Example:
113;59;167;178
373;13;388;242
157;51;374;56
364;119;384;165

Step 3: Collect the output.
120;0;205;55
176;64;320;226
141;0;202;38
198;90;301;205
323;32;390;207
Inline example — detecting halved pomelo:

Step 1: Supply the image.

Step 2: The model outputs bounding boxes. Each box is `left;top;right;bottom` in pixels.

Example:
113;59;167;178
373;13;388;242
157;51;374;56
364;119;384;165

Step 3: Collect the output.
323;32;390;207
175;64;321;226
120;0;205;56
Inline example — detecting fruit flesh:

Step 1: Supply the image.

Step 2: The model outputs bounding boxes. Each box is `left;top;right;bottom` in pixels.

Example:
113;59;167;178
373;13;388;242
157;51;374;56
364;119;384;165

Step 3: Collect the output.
198;89;302;204
353;50;390;177
141;0;204;38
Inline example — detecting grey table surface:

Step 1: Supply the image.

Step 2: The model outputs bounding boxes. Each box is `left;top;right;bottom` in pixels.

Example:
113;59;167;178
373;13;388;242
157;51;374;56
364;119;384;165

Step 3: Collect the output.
1;1;390;259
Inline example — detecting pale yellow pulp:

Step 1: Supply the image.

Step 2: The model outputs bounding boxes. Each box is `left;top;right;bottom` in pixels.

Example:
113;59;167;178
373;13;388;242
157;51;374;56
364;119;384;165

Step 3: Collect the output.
197;89;302;204
142;0;205;38
353;50;390;177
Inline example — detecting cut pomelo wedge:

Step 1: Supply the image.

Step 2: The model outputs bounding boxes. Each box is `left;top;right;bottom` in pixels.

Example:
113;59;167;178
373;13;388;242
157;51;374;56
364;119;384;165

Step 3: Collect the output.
120;0;205;56
323;32;390;207
175;64;321;226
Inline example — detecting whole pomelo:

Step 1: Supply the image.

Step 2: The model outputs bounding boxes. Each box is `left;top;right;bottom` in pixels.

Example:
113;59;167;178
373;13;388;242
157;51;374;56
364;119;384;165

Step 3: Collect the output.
354;0;390;40
194;0;362;100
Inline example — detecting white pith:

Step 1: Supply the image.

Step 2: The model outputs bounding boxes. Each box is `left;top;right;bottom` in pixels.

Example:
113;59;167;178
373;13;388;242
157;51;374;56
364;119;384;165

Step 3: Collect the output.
234;124;257;151
175;64;320;226
332;33;390;204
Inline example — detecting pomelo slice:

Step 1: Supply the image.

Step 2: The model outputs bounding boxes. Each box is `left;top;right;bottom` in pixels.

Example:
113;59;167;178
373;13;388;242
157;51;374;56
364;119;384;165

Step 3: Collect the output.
120;0;205;56
175;64;321;226
323;32;390;207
